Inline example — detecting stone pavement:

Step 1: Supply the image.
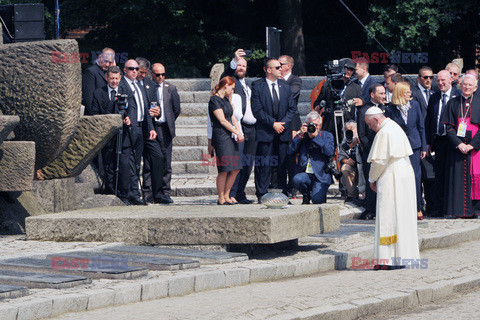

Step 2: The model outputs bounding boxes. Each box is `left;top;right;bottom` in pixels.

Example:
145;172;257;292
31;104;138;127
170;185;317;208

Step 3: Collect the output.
1;194;480;319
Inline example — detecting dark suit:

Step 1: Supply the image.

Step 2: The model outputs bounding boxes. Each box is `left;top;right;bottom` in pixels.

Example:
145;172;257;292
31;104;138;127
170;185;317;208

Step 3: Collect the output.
251;78;296;198
425;87;461;215
357;75;378;103
412;84;434;120
285;74;303;130
222;66;257;202
82;64;107;115
356;101;382;214
91;84;131;197
385;100;427;211
118;77;164;202
143;79;181;198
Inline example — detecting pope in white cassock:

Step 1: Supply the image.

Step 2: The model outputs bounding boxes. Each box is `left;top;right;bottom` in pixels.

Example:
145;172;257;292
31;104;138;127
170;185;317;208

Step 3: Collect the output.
365;106;420;270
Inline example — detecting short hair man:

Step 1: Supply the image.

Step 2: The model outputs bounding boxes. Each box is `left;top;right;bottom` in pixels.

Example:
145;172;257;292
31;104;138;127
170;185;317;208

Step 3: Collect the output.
365;106;420;269
116;59;164;205
383;64;398;83
82;47;116;115
220;49;257;204
355;83;386;219
355;58;380;102
288;111;335;204
411;66;435;119
446;62;461;87
384;73;404;103
251;58;296;202
424;70;460;216
143;63;181;204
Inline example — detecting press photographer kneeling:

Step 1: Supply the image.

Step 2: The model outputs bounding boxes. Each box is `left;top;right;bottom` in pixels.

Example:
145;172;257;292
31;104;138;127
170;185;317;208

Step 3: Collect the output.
288;111;335;204
338;120;359;203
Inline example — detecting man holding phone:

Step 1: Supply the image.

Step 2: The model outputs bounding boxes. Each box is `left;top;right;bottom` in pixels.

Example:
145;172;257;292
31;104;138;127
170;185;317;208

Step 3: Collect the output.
216;49;257;204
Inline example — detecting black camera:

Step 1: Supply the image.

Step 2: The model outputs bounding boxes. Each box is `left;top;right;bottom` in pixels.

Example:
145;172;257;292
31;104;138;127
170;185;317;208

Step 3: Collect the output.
345;129;354;144
115;93;128;111
307;122;317;133
324;158;342;180
243;50;252;58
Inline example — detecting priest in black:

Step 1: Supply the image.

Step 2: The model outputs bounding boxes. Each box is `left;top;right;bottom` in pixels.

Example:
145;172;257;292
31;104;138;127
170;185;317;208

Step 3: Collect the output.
442;74;480;218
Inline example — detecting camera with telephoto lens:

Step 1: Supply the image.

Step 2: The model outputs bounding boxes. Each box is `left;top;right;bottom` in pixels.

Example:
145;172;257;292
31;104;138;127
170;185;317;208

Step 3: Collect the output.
115;93;128;111
307;122;317;134
341;129;357;162
324;157;342;180
321;58;357;114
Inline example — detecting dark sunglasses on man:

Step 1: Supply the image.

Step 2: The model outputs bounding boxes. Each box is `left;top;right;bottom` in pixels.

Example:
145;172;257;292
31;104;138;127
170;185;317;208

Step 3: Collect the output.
153;73;166;77
127;67;139;71
422;75;433;80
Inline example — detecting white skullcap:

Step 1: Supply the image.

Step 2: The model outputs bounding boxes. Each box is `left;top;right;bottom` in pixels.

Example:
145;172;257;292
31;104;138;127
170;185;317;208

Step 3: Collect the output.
365;106;384;116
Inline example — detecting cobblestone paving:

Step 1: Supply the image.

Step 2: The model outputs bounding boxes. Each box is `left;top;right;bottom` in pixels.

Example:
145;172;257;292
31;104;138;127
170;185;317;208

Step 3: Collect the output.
51;236;480;320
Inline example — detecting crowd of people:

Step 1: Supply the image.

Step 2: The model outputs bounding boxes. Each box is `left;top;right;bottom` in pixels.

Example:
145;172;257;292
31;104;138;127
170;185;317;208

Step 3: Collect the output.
82;47;480;223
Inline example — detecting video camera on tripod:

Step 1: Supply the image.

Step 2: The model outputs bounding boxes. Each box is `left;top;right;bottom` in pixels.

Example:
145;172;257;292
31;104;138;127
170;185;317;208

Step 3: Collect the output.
324;58;356;114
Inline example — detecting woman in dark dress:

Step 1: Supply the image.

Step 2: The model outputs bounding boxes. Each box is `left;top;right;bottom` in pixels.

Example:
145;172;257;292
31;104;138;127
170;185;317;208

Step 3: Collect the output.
385;81;427;220
442;74;480;218
209;76;244;205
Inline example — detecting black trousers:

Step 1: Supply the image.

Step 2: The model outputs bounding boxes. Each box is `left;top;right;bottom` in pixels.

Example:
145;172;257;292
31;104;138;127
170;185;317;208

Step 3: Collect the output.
143;123;170;198
361;156;377;213
255;135;289;198
433;135;449;215
230;124;257;200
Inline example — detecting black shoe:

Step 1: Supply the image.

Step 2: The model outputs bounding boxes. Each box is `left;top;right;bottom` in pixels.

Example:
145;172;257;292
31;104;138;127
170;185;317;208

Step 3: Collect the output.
359;210;375;220
302;195;311;205
130;197;147;206
257;198;262;204
165;195;174;204
119;198;131;206
237;199;254;204
445;215;457;219
154;196;173;204
344;196;357;204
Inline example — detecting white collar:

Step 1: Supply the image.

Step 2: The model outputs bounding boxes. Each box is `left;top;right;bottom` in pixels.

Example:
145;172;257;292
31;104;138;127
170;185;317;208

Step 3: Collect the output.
283;72;292;81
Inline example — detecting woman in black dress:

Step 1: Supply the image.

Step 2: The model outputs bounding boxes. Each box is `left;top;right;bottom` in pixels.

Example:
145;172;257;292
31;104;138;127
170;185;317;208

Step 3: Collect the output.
209;76;244;205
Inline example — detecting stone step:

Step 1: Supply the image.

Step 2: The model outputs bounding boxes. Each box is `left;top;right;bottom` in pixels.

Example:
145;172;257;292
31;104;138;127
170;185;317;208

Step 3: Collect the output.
171;160;216;175
0;284;28;300
0;269;91;289
170;174;255;197
176;116;208;126
47;252;200;271
0;115;19;144
167;78;211;91
173;133;208;147
0;257;147;280
172;146;208;162
103;245;248;265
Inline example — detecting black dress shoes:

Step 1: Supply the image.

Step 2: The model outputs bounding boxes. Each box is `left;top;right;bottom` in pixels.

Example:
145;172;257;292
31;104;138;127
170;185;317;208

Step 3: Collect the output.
359;210;375;220
302;194;311;205
237;199;254;204
154;196;173;204
129;197;147;206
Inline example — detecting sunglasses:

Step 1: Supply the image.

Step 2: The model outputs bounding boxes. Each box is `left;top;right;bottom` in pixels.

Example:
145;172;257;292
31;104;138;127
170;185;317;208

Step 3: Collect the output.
269;65;282;70
422;76;433;80
153;73;166;77
127;67;139;71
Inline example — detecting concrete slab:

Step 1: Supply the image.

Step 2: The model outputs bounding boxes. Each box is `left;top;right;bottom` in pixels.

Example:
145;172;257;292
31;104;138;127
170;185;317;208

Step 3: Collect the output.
103;245;248;264
25;204;339;244
46;251;200;271
0;285;29;299
0;257;148;279
0;270;91;289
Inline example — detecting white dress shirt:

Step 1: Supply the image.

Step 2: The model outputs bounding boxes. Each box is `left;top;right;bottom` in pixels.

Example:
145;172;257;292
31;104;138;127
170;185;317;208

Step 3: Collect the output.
126;78;144;122
156;82;166;123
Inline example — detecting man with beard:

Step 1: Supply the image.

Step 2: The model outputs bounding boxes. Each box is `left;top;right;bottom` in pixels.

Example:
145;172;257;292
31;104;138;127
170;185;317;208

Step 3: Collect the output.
219;49;257;204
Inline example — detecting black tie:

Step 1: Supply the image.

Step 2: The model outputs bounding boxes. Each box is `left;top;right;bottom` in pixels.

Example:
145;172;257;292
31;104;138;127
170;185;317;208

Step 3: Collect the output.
272;83;279;119
438;93;447;135
424;89;430;103
110;89;116;102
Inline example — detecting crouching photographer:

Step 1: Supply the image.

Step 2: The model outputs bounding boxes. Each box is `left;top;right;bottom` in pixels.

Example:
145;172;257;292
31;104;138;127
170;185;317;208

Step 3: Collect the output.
288;111;335;204
338;120;359;203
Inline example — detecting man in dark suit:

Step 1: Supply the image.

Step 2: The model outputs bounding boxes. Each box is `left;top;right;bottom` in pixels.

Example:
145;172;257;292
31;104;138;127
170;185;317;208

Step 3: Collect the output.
251;58;297;202
356;83;386;219
82;47;116;115
355;58;379;103
385;73;404;103
279;55;303;197
425;70;461;216
412;66;435;119
117;59;163;205
221;49;257;204
145;63;181;204
91;66;131;197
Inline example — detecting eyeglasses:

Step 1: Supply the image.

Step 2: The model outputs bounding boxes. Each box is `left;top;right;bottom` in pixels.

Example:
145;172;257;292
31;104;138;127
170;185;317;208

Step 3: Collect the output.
153;73;166;77
450;72;459;76
422;76;433;80
127;67;139;71
269;65;282;70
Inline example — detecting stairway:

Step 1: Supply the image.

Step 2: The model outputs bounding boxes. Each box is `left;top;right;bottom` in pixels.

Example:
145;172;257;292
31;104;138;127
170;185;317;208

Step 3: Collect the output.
167;76;325;197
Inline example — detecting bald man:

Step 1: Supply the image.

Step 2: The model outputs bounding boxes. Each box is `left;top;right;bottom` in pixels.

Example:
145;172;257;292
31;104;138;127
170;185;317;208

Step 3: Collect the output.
425;70;461;216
